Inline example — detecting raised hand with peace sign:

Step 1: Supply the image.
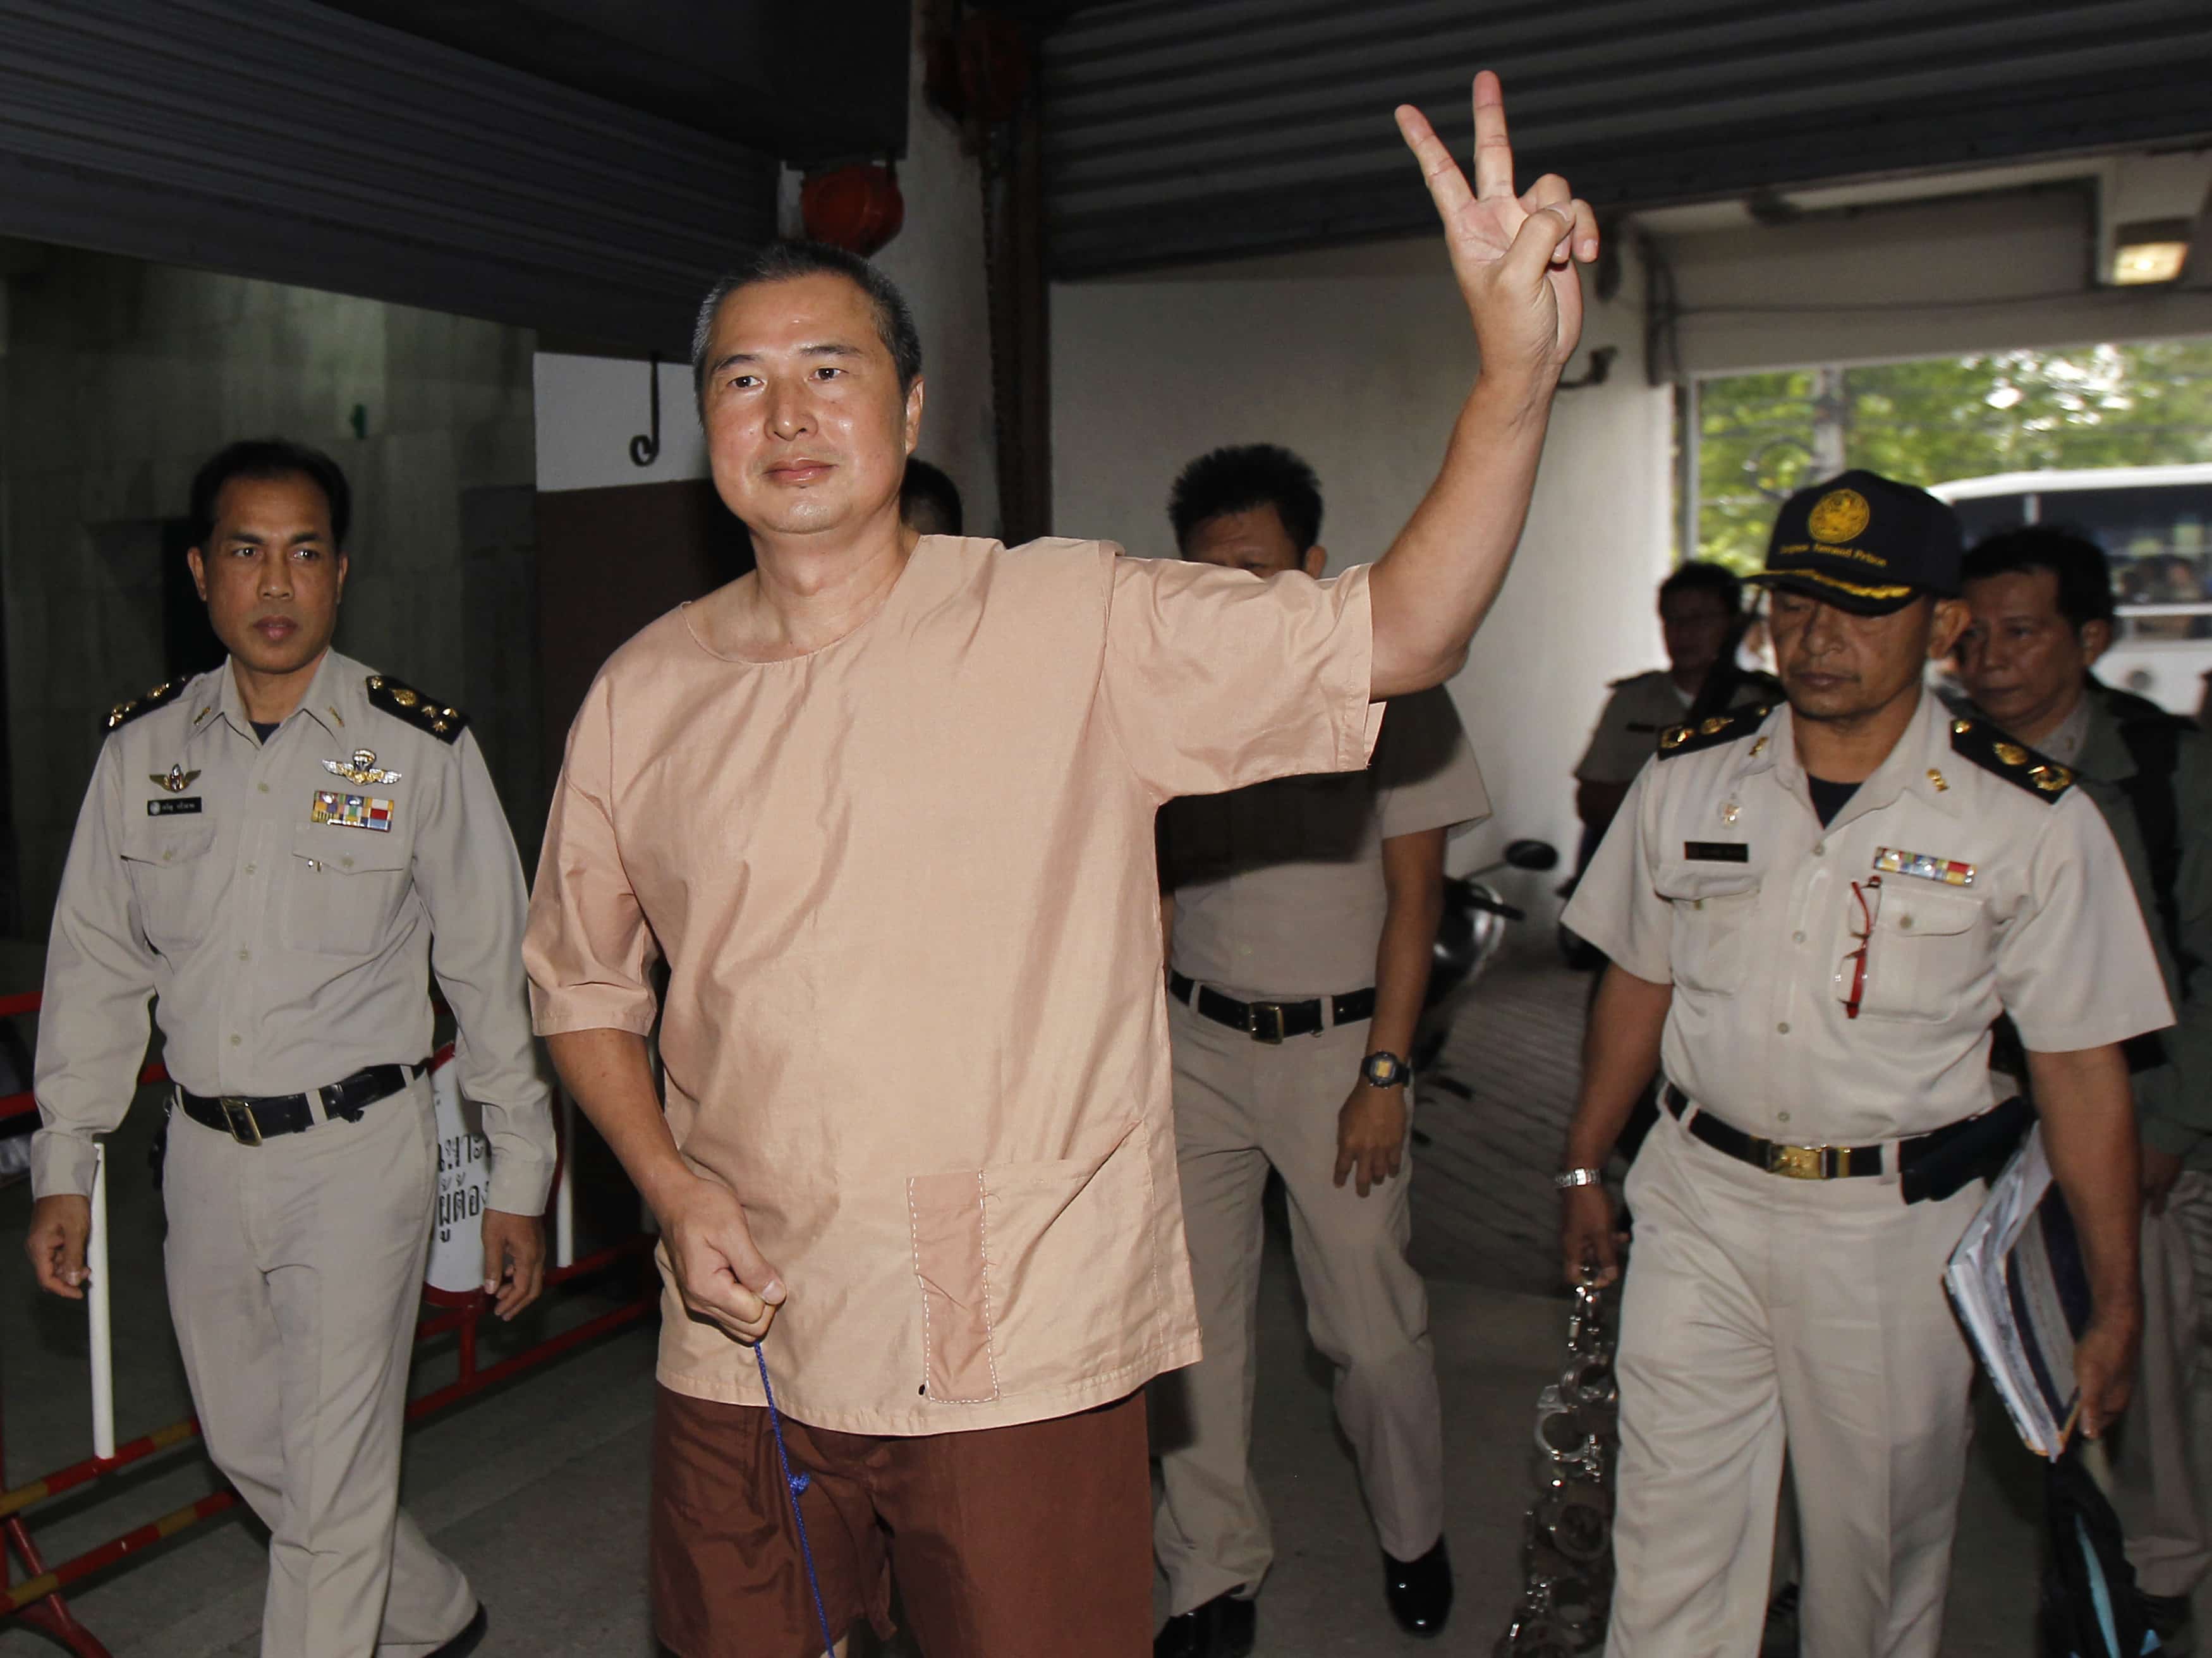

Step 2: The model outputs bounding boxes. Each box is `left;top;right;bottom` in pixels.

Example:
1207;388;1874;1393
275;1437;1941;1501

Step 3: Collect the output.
1364;72;1603;700
1396;71;1598;386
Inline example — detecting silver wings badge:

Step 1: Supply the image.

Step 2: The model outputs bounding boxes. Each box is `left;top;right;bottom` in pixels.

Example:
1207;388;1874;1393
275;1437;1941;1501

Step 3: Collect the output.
322;748;403;786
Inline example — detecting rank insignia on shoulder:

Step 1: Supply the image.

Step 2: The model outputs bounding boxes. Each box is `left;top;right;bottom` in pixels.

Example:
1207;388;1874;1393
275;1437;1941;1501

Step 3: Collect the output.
312;791;394;831
104;680;185;732
365;674;468;745
1948;717;2072;802
323;748;402;786
1657;703;1771;760
1874;846;1974;887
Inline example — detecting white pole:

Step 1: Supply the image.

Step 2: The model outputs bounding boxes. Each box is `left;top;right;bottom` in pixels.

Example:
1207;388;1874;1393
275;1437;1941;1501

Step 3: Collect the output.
87;1142;116;1460
554;1093;576;1271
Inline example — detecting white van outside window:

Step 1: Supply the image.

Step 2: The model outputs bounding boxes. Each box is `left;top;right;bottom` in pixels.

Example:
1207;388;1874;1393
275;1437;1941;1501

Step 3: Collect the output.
1933;464;2212;717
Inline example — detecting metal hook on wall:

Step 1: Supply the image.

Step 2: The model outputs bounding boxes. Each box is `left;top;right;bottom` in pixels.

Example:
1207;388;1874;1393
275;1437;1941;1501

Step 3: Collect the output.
629;351;662;466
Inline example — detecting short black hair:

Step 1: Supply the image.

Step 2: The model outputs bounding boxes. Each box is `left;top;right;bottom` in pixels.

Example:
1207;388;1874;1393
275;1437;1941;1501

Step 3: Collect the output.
900;458;964;537
1659;560;1743;614
1168;444;1323;555
691;241;923;410
1960;525;2117;631
188;439;352;549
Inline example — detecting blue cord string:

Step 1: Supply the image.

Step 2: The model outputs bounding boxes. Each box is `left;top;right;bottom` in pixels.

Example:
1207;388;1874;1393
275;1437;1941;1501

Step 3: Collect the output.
756;1339;837;1658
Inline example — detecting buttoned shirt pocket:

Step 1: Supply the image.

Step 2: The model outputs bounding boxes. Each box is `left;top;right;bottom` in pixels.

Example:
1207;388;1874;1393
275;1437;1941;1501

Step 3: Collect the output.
1855;887;1984;1025
119;821;219;956
284;823;411;958
1653;863;1763;996
908;1118;1156;1405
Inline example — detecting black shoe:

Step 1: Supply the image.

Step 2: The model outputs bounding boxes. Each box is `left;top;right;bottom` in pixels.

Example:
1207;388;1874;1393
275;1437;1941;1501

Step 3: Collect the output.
1759;1583;1801;1657
1153;1590;1256;1658
1384;1539;1453;1637
429;1605;489;1658
2142;1590;2194;1657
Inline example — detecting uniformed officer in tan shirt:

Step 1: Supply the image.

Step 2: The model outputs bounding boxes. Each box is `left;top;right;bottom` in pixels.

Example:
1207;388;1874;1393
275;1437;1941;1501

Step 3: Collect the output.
1560;471;2169;1658
23;440;554;1658
1574;561;1779;867
1150;444;1492;1655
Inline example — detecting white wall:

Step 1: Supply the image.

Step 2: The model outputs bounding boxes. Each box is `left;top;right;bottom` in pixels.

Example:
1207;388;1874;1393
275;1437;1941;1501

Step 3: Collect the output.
1051;236;1674;897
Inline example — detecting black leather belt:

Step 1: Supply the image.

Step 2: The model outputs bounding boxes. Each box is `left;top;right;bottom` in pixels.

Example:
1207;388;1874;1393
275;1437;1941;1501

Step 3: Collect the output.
1168;972;1376;1044
177;1063;423;1146
1662;1082;2031;1195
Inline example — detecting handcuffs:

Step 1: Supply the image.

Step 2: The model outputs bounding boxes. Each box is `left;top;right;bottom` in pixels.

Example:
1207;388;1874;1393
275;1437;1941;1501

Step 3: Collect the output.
1495;1276;1619;1657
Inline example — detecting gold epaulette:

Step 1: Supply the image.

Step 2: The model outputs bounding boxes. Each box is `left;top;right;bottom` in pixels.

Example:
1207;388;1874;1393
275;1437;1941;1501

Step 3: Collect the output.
1948;716;2071;802
103;679;186;733
1656;703;1772;760
365;674;468;745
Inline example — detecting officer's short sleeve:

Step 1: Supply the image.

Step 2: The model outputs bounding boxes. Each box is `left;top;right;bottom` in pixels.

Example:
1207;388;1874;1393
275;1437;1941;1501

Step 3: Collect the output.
524;674;661;1037
1559;764;1672;982
1998;791;2174;1053
1375;687;1491;841
1576;683;1665;785
1100;552;1383;802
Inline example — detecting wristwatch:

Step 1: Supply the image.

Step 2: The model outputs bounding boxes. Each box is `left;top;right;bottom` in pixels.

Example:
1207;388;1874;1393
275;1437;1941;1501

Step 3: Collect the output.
1359;1051;1409;1089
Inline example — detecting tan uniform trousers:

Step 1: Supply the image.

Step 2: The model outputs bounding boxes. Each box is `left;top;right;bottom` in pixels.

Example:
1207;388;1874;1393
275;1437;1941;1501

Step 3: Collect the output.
1151;994;1443;1614
2112;1172;2211;1600
163;1074;477;1658
1607;1107;1982;1658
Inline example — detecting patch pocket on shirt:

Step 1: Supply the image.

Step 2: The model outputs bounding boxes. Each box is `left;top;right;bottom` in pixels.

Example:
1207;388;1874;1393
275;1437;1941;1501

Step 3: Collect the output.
283;824;410;958
118;822;218;955
1856;888;1983;1024
1654;864;1762;996
908;1118;1155;1405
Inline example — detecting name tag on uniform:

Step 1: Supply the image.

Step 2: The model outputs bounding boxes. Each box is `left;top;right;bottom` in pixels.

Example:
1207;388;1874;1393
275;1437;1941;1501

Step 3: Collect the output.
1873;846;1974;886
1683;841;1749;863
147;797;202;816
312;791;394;832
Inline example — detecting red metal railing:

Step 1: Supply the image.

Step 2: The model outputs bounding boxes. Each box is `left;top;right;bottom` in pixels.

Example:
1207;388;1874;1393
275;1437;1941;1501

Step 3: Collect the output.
1;991;656;1655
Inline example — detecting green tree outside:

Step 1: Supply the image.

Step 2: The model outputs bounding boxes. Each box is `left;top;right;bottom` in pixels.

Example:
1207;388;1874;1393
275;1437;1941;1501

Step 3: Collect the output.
1693;340;2212;571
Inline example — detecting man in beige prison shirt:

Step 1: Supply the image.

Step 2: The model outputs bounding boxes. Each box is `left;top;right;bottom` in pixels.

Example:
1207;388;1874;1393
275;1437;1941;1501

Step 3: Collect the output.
1150;444;1490;1656
526;74;1602;1658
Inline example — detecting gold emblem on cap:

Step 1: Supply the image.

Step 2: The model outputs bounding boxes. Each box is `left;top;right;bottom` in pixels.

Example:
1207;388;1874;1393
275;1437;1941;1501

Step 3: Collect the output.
1807;487;1871;544
1993;741;2029;767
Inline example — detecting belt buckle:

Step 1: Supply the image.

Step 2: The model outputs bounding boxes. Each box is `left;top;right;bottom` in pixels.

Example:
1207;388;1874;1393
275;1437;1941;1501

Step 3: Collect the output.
220;1097;262;1147
1247;1002;1286;1045
1766;1141;1823;1180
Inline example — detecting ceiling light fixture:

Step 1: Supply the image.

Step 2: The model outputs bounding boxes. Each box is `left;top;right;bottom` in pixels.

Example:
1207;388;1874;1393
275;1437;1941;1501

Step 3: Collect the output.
2109;219;2193;285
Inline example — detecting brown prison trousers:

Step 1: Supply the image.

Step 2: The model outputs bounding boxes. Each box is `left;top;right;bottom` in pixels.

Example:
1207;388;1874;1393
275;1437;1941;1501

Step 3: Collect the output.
652;1385;1152;1657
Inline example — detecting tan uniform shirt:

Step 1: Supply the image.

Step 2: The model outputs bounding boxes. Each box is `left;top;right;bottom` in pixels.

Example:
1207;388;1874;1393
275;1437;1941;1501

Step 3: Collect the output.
1563;690;2171;1144
33;649;555;1214
1576;669;1776;786
523;536;1380;1435
1162;686;1491;1000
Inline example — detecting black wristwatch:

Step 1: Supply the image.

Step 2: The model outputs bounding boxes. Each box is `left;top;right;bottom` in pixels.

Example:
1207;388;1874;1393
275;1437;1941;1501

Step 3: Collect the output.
1359;1051;1410;1089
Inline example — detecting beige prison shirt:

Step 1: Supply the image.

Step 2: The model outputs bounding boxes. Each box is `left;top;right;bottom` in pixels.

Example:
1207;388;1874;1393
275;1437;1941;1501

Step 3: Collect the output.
1162;686;1491;1000
1562;690;2172;1145
1576;669;1776;786
33;649;556;1213
525;536;1380;1435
